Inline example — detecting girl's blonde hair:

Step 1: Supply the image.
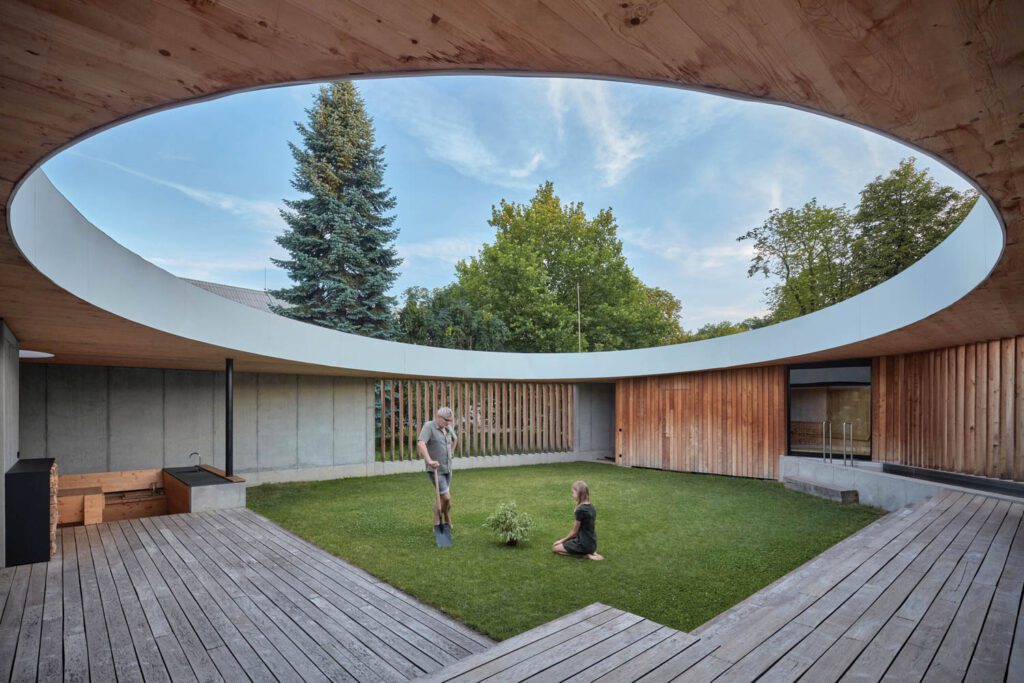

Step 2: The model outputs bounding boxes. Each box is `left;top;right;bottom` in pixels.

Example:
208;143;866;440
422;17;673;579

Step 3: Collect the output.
572;480;590;504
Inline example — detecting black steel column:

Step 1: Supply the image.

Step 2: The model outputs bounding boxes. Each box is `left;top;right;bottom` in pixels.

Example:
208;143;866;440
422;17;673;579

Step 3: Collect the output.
225;358;234;477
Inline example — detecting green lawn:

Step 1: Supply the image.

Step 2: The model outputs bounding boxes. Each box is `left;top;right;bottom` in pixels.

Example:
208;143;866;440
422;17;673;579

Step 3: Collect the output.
247;462;883;640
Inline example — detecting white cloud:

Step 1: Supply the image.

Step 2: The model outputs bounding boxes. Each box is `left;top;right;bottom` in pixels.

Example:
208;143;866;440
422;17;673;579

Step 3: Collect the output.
622;228;754;273
686;303;770;326
373;82;547;189
396;236;480;275
546;79;644;186
71;153;286;233
145;255;277;281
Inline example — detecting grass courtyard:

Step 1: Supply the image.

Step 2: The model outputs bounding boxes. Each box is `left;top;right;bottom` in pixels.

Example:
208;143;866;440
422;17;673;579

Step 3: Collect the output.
247;462;883;640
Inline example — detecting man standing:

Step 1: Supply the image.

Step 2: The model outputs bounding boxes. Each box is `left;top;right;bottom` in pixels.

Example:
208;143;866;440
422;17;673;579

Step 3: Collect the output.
418;407;458;530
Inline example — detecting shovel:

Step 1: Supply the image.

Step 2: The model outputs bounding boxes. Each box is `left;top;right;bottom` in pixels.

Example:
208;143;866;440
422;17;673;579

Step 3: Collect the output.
433;469;452;547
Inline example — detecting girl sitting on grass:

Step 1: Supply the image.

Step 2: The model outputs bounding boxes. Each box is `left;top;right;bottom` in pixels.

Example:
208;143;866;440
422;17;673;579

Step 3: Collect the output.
552;480;604;561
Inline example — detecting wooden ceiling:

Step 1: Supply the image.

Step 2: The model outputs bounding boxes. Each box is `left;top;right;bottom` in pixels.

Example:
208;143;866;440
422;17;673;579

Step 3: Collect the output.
0;1;1022;377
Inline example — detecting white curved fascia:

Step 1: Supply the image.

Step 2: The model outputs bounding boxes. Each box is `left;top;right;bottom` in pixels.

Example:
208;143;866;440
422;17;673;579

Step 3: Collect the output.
9;170;1003;380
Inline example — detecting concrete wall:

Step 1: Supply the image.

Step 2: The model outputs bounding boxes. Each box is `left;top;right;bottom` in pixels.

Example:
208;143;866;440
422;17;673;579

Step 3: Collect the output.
19;365;612;482
777;455;1024;511
575;383;615;458
0;322;19;567
19;364;376;475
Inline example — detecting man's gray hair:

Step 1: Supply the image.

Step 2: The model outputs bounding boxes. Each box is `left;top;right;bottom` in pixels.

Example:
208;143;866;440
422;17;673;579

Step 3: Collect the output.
437;406;454;420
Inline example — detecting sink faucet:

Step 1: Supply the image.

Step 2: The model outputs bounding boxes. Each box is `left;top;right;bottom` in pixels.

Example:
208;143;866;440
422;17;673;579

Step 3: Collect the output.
189;451;202;467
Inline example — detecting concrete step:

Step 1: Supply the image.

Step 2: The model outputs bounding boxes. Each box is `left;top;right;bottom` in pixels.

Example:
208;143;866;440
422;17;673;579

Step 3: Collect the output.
784;477;859;505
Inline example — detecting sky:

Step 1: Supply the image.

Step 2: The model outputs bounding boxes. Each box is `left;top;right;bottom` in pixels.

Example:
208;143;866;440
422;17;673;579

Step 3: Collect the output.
42;75;973;330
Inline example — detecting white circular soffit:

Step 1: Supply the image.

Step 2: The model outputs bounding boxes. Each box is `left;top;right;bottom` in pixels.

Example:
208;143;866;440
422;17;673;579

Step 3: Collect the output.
19;350;54;359
5;73;1006;381
8;170;1002;380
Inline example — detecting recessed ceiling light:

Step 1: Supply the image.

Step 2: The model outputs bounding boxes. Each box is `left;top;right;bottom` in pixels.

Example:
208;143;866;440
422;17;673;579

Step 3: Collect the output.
19;350;54;359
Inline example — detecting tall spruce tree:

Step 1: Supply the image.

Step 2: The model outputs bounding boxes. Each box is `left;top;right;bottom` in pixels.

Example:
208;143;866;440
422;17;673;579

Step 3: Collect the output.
270;82;401;338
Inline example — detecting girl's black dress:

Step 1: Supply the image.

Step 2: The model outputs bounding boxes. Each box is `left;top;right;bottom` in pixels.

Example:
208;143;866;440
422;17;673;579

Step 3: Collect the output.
562;503;597;555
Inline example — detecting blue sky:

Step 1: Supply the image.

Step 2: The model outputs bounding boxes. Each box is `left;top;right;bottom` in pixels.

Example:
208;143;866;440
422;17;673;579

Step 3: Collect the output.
43;75;972;329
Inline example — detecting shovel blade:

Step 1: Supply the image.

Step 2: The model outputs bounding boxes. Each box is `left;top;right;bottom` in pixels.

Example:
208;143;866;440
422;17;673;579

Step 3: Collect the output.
434;523;452;547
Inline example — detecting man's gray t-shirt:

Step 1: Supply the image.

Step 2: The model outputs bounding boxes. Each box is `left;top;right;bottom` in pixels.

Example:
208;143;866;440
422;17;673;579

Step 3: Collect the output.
419;420;456;474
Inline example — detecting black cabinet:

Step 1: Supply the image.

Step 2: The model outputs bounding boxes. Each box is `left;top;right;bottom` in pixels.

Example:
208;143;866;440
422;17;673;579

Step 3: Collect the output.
6;458;55;566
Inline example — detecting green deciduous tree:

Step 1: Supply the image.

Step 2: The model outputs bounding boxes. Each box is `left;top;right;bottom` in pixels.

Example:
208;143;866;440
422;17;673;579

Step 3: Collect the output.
738;199;855;321
271;82;401;339
455;183;684;352
851;157;978;290
732;157;977;330
398;285;509;350
685;317;772;342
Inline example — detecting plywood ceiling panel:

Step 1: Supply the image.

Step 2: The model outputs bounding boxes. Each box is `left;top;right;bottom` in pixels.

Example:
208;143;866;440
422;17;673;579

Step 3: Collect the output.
0;0;1021;377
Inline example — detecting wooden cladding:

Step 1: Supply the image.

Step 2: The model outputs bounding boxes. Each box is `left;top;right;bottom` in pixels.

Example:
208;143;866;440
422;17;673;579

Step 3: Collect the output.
376;380;574;461
873;336;1024;480
616;366;787;479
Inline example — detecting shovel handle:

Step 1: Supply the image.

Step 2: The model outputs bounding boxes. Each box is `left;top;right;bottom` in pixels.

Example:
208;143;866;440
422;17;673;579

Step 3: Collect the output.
433;466;442;509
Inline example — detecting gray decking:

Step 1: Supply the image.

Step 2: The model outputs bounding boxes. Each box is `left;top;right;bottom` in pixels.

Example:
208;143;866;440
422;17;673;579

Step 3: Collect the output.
425;490;1024;681
0;508;492;682
2;490;1021;681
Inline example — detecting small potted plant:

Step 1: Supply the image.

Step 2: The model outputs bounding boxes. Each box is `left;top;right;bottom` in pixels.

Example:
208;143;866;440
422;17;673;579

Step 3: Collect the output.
483;501;533;546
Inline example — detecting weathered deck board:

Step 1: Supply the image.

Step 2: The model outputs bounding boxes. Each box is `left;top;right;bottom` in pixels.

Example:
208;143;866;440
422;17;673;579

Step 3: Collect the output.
0;510;491;682
424;492;1024;682
1;492;1020;682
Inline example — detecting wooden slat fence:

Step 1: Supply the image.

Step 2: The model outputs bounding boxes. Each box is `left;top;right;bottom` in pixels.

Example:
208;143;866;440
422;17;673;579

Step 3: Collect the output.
873;335;1024;480
376;380;574;461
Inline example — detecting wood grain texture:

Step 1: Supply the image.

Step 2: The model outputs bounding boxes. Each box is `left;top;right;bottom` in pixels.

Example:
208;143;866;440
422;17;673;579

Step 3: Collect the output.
0;1;1020;377
0;509;492;681
422;492;1024;681
59;469;163;494
874;336;1024;481
162;473;189;514
616;366;787;479
377;380;573;460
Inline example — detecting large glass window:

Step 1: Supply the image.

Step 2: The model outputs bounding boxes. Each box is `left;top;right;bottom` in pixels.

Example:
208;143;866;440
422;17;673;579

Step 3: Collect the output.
788;360;871;459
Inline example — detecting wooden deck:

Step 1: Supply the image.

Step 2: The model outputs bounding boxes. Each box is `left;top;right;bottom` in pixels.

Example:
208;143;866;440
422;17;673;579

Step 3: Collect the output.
2;489;1021;681
0;508;492;682
425;490;1024;681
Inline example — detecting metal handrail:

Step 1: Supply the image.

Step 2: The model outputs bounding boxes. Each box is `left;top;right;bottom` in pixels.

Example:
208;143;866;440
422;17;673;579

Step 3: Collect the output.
842;422;850;466
822;421;827;463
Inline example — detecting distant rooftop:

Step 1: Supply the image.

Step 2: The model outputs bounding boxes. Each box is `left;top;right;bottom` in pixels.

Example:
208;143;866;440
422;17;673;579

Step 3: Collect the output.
182;278;290;315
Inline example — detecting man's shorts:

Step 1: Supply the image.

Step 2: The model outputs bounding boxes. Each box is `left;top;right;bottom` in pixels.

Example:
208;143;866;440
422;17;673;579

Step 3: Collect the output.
426;470;452;495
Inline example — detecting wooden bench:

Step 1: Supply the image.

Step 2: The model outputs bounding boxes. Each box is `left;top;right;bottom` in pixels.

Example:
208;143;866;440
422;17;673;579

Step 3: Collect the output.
57;468;166;526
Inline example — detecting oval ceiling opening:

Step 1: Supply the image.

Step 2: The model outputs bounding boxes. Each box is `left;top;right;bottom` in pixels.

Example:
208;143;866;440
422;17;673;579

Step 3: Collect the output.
42;75;976;353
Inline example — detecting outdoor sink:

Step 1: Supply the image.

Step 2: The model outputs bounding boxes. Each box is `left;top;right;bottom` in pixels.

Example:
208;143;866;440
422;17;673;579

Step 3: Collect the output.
164;465;231;487
162;466;245;513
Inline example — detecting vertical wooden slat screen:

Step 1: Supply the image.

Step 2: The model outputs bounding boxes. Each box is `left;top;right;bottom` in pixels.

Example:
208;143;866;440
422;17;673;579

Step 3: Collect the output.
616;366;788;479
486;382;493;455
375;380;575;461
873;335;1024;480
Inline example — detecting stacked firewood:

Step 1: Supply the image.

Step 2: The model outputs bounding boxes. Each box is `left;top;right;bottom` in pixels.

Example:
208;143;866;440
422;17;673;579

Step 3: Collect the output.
49;462;58;558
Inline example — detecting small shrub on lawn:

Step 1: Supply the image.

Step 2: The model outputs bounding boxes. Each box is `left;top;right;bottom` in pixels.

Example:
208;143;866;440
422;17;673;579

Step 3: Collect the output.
484;501;533;546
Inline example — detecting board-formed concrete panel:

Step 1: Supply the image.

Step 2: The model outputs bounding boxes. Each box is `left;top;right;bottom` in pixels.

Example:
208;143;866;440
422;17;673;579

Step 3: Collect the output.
17;363;45;460
334;377;371;467
298;375;334;468
47;365;109;473
164;370;215;467
257;373;298;471
228;372;258;473
109;368;163;471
